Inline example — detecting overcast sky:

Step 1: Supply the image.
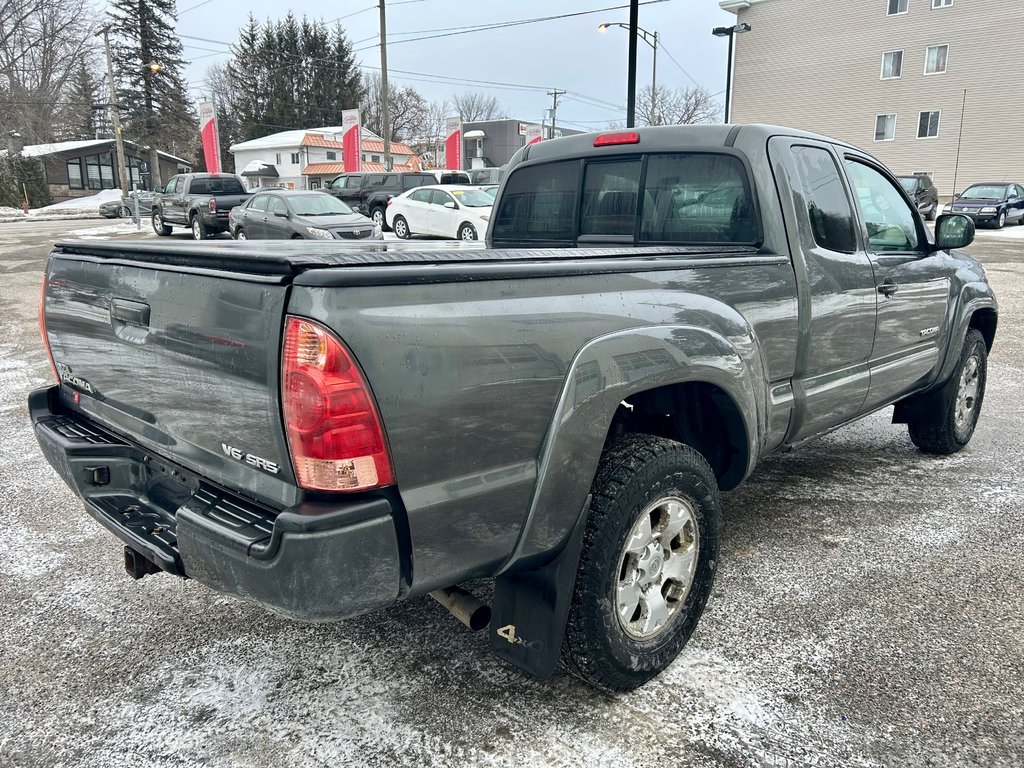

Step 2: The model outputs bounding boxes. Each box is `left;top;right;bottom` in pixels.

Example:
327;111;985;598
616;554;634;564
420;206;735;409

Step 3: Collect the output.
168;0;736;131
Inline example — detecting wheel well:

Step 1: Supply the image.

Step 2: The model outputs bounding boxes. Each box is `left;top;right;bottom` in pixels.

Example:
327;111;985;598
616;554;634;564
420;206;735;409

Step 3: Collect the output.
607;382;749;491
969;308;997;351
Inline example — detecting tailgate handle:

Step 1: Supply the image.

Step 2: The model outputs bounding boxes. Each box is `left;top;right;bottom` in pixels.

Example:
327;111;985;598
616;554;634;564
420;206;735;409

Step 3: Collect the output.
110;298;151;328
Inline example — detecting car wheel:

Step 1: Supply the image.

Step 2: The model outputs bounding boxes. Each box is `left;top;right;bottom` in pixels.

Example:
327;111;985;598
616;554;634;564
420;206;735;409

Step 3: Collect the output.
191;216;208;240
393;215;410;239
457;223;477;241
995;212;1006;229
233;228;246;241
560;434;721;692
906;329;988;455
371;207;389;231
925;205;936;222
152;211;172;236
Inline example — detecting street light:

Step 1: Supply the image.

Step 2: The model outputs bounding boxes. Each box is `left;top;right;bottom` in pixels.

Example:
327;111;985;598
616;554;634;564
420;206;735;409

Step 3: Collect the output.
599;22;659;126
712;22;751;123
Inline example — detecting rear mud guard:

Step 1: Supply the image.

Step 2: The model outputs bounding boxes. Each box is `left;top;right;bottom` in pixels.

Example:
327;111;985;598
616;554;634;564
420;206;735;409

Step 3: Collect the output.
489;496;590;679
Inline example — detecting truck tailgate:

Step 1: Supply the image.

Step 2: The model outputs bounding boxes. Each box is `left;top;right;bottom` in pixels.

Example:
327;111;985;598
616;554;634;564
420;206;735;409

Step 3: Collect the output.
42;251;294;506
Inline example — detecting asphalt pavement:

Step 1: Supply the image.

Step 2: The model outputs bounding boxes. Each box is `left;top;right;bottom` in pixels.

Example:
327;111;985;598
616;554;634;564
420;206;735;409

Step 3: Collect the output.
1;219;1022;767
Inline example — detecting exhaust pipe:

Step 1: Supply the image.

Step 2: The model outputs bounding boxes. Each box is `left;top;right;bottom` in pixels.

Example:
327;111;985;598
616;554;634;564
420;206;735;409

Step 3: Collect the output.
429;586;491;632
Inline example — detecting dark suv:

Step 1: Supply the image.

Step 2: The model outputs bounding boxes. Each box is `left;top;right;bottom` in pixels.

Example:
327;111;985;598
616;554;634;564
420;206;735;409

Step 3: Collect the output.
324;172;436;230
897;174;940;221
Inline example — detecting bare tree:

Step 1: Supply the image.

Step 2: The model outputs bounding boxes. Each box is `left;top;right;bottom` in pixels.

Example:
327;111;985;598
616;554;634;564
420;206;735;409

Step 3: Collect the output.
408;98;449;167
0;0;99;144
361;72;428;143
636;85;720;126
452;91;505;122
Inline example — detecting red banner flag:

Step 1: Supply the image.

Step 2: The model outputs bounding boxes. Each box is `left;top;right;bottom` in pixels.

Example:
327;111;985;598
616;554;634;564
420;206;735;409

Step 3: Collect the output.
198;100;221;174
445;116;461;170
342;109;361;173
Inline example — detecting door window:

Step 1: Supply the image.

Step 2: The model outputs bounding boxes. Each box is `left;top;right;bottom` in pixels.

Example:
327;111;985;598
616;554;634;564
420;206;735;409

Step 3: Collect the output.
580;159;641;236
408;189;431;203
844;160;920;252
248;195;269;212
345;176;363;189
790;146;857;253
267;197;288;216
430;190;454;206
164;177;178;194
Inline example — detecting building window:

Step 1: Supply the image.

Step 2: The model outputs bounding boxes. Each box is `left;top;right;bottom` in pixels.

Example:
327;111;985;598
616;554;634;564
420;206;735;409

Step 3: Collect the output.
326;151;336;160
275;153;281;164
84;152;115;189
125;156;143;188
925;44;949;74
290;152;300;164
371;154;380;162
874;114;897;142
918;111;941;138
67;159;84;189
932;0;953;7
887;0;908;15
880;50;903;79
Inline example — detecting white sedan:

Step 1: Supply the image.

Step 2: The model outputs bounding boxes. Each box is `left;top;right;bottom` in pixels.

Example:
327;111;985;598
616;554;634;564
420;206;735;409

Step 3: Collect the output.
385;185;492;241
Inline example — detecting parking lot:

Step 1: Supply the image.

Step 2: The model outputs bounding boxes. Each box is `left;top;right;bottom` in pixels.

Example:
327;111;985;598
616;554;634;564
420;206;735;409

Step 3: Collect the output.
1;219;1022;767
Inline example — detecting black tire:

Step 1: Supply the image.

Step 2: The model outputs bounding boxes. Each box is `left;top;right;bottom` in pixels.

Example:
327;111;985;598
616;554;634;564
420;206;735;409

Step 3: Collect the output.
925;205;936;222
994;211;1006;229
907;329;987;454
190;215;208;241
370;206;389;231
457;223;477;241
233;228;246;241
152;210;172;236
560;434;721;692
393;215;410;239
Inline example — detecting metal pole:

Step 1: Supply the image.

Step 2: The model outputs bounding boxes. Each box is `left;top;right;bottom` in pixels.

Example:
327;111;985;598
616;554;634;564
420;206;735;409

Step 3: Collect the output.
626;0;639;128
378;0;392;171
547;90;565;138
951;89;967;199
651;32;658;125
724;30;734;123
100;28;132;199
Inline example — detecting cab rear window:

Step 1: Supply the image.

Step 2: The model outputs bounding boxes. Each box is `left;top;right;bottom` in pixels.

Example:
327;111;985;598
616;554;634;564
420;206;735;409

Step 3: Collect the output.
492;153;759;246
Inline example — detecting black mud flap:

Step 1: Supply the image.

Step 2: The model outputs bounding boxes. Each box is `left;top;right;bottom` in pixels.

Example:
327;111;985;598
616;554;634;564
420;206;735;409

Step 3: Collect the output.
489;497;590;679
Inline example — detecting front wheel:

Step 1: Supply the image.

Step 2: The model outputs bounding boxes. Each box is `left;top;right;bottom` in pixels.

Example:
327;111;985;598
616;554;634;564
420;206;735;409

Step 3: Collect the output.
995;212;1006;229
925;205;937;222
457;223;477;241
233;228;246;241
560;434;721;692
370;207;388;231
152;211;172;236
393;215;410;239
907;329;988;454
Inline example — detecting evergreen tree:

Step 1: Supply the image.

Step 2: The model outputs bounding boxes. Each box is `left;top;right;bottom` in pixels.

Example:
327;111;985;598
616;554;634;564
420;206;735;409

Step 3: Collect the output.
53;64;106;141
107;0;197;159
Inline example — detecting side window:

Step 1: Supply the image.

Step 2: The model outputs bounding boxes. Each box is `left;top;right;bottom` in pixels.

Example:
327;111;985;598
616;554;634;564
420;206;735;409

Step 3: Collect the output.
164;177;178;194
844;160;920;252
267;197;288;216
789;146;857;253
189;178;210;195
430;190;454;206
408;189;430;203
346;176;363;189
248;195;269;212
366;174;387;188
492;160;580;243
580;159;641;236
640;154;757;244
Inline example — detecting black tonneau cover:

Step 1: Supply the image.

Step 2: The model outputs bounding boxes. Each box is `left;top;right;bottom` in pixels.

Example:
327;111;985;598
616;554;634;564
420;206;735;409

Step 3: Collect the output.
53;240;759;276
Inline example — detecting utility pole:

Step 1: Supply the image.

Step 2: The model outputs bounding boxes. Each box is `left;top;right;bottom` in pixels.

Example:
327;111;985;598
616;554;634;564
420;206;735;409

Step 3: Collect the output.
547;89;565;139
626;0;639;127
99;28;131;199
379;0;392;171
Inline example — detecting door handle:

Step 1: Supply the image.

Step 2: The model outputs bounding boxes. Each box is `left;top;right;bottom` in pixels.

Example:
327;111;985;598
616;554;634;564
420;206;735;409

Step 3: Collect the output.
878;278;899;298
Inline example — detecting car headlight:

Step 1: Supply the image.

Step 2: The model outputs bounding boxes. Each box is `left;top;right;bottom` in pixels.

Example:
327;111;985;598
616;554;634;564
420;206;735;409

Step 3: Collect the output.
979;207;997;214
942;204;951;213
305;226;334;240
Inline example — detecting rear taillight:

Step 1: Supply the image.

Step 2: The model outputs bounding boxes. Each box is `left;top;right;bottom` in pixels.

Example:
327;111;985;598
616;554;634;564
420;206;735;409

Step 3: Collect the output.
208;198;216;213
281;316;394;492
38;276;57;382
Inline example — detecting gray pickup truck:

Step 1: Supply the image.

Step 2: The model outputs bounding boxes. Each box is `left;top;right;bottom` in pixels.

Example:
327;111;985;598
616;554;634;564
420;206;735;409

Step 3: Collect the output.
151;172;251;240
31;124;997;691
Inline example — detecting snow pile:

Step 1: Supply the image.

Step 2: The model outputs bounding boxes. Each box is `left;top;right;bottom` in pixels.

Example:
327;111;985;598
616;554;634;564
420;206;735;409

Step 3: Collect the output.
34;189;123;213
69;221;153;239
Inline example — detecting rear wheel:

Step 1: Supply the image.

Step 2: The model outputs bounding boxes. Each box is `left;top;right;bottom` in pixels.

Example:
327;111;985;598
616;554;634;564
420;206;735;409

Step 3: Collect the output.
393;215;410;239
152;211;172;236
907;329;987;454
191;216;208;240
560;434;721;692
458;223;477;241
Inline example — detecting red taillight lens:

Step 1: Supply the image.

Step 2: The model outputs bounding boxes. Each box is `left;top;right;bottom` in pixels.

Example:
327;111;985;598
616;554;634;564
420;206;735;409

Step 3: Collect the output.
281;316;394;492
208;198;217;213
39;276;58;382
593;131;640;147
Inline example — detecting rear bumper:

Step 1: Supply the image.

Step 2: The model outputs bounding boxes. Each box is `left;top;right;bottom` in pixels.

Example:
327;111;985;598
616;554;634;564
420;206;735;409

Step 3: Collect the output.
30;386;402;621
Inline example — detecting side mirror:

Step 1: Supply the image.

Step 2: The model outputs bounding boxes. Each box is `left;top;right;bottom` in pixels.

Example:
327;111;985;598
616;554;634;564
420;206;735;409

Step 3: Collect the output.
935;213;975;250
443;201;458;210
274;210;288;218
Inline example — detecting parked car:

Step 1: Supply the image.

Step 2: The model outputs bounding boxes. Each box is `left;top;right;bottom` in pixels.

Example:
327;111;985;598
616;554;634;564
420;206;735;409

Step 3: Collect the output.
99;191;156;219
228;190;382;241
426;169;472;185
943;183;1024;228
32;124;996;693
468;166;506;185
897;174;939;221
324;171;437;230
479;185;499;199
386;184;493;240
151;173;251;240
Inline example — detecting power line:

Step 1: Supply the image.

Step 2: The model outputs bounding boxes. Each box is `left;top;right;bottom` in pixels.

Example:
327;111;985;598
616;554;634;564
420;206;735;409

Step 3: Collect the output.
658;41;722;107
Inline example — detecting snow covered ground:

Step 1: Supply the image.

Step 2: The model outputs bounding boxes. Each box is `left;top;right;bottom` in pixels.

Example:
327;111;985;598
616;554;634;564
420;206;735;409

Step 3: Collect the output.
34;189;123;213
